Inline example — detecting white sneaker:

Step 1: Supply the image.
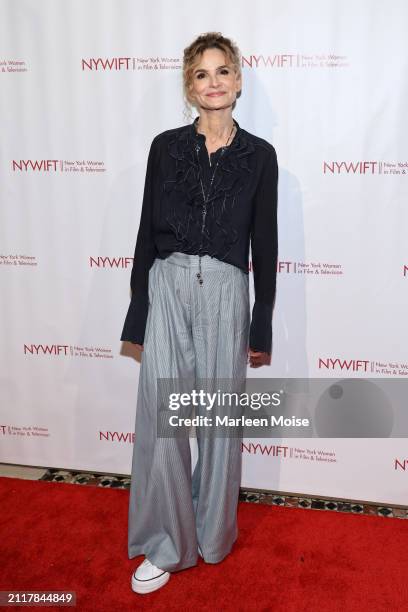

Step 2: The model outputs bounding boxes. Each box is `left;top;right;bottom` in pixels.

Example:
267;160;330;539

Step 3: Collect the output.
131;558;170;594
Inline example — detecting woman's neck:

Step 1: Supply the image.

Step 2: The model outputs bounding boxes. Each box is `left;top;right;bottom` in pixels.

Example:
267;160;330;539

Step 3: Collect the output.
195;111;235;145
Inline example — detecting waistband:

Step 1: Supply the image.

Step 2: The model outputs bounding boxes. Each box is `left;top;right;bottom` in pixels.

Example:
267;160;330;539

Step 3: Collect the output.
161;251;234;271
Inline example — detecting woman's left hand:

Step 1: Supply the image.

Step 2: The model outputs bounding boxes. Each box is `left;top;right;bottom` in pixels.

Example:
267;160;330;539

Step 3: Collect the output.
247;348;271;368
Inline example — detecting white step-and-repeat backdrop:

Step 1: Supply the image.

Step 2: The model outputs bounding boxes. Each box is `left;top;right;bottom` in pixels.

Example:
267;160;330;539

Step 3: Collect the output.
1;0;407;505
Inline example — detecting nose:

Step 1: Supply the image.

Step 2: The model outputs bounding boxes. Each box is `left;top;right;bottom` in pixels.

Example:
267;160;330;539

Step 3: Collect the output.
208;73;220;88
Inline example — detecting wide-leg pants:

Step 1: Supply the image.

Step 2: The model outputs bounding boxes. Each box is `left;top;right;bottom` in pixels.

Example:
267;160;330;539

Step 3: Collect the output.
128;251;250;573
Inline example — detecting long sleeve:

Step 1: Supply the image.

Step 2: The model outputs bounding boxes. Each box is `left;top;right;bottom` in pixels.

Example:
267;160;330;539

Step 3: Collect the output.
249;145;279;354
120;136;159;344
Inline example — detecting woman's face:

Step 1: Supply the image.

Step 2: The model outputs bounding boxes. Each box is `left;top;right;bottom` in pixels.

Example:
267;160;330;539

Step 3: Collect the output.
188;47;241;112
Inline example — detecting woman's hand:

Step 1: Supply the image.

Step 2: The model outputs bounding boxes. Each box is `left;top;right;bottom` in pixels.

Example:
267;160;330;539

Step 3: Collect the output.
133;343;144;351
247;348;271;368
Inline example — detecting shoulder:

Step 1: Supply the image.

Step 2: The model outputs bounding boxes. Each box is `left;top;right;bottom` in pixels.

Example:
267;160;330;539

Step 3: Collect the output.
148;123;277;164
240;127;277;160
150;124;190;147
240;129;278;188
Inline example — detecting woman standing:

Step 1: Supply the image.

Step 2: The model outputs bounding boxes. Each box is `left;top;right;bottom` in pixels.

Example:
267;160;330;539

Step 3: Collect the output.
121;32;279;594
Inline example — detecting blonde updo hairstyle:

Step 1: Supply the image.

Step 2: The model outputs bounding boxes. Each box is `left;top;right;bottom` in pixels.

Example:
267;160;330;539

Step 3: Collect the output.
182;32;242;121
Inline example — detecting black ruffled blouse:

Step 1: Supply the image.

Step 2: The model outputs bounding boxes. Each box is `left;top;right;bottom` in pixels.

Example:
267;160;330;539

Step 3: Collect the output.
120;116;279;354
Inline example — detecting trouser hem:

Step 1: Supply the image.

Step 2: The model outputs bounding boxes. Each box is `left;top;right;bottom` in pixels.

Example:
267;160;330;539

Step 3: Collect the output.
128;546;198;573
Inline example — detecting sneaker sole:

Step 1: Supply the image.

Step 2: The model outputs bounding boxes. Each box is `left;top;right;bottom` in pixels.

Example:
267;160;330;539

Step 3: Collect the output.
131;571;170;594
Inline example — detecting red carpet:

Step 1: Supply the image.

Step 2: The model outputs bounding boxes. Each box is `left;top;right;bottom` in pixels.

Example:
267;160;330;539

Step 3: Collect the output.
1;476;407;611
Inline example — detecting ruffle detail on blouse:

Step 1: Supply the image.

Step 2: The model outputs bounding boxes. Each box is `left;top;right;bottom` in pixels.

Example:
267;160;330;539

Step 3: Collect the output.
162;122;256;260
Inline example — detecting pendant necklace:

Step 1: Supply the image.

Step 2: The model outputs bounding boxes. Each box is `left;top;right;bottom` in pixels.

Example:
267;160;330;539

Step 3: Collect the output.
194;120;236;285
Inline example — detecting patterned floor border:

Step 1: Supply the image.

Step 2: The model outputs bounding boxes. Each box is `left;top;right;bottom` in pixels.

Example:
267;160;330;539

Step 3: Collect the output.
39;468;408;519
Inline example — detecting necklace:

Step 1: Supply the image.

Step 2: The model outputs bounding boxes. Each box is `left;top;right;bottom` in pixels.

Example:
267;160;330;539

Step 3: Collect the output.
196;119;236;167
194;120;236;285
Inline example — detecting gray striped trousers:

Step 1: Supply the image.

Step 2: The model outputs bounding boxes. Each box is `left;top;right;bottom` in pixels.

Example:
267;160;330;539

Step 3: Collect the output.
128;251;250;573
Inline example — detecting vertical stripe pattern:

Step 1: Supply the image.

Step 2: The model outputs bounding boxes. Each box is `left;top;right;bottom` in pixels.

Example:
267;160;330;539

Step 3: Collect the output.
128;252;250;572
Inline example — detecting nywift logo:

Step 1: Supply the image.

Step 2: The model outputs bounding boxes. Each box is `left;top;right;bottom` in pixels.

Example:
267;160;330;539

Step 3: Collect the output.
318;358;370;372
90;257;133;269
323;160;408;175
12;160;106;173
23;344;113;359
242;53;349;69
81;57;180;71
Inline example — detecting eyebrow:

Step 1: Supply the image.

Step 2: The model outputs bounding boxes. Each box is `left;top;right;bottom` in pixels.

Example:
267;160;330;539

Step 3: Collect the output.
193;64;230;75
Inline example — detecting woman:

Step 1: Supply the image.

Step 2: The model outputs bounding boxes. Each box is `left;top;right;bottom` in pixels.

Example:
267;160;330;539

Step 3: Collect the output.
121;32;279;594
